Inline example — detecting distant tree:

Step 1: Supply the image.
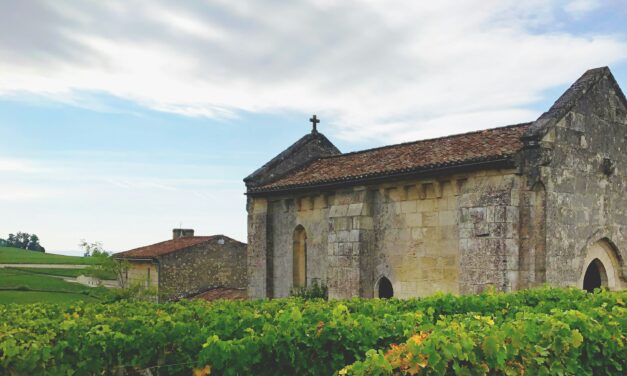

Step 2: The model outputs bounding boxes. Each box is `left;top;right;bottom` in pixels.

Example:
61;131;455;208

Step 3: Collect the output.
4;232;45;252
79;239;107;257
0;238;6;247
26;234;45;252
80;239;130;288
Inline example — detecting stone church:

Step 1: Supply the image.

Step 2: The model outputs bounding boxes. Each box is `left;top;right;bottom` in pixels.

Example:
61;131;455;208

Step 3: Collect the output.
245;67;626;299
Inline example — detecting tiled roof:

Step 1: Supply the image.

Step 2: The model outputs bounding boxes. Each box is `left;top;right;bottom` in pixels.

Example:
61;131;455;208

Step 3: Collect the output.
114;236;219;259
190;287;247;301
251;123;531;193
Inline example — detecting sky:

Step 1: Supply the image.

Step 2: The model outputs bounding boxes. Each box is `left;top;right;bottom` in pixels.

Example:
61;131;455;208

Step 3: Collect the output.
1;0;626;255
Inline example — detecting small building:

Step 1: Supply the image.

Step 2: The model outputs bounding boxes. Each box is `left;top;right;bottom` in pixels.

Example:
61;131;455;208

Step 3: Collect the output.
114;229;247;299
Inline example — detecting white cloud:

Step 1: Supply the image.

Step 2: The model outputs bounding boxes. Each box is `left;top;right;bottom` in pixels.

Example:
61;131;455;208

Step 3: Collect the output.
0;0;625;143
0;158;49;173
564;0;601;18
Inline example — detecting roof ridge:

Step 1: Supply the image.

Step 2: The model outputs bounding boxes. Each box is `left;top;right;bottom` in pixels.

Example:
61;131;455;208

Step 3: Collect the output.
317;122;532;161
115;235;218;256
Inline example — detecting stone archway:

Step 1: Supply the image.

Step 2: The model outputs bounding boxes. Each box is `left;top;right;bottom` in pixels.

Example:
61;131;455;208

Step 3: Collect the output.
376;276;394;298
578;240;622;291
582;259;608;292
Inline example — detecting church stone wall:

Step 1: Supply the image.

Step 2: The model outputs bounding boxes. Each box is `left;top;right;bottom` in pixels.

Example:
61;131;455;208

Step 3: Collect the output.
249;168;528;299
527;80;627;289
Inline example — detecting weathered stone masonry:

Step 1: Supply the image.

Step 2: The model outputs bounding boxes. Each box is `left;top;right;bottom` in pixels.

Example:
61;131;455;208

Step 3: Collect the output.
115;231;247;299
246;67;626;299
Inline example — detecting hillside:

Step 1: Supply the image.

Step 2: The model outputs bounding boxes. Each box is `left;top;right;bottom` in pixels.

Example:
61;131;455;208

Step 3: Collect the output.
0;247;99;265
0;268;111;304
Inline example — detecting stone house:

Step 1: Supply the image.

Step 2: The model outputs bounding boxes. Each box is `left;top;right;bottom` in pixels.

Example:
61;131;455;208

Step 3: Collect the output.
245;67;626;299
114;229;247;299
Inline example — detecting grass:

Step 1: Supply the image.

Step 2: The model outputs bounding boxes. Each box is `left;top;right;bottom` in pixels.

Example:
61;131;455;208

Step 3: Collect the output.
7;267;85;278
0;246;99;265
0;291;100;304
8;266;118;281
0;268;112;304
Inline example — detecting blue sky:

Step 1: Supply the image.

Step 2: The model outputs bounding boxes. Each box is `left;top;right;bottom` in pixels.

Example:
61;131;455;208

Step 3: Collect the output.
0;0;626;254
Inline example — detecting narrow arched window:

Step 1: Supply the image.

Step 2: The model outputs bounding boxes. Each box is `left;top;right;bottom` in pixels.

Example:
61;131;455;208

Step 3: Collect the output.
377;276;394;298
293;225;307;288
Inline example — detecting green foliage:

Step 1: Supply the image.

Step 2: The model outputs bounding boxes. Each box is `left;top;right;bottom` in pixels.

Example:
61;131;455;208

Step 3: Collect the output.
3;232;45;252
0;247;99;265
290;279;329;300
79;240;128;285
0;288;624;375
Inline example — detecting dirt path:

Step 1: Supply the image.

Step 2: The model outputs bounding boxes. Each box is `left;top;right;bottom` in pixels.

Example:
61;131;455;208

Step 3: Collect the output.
0;264;88;269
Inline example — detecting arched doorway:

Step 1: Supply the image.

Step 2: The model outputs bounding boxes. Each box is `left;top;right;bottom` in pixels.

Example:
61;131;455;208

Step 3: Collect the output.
376;277;394;298
293;225;307;288
578;239;623;291
583;259;608;292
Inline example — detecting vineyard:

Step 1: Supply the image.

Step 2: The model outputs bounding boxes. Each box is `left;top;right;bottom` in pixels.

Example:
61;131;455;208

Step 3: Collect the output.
0;288;625;375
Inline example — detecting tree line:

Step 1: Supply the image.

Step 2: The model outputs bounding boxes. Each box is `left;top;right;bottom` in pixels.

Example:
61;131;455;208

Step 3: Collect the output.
0;232;45;252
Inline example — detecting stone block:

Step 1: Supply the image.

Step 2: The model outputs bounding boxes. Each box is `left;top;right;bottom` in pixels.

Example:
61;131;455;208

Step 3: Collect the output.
423;212;439;227
469;207;486;223
347;203;364;216
336;230;350;242
401;200;417;213
406;213;423;227
439;210;456;226
493;206;507;222
420;256;438;269
406;185;419;200
329;205;349;218
459;227;473;239
411;227;424;241
349;229;361;242
332;217;351;231
417;199;435;212
252;198;268;214
353;216;374;230
505;206;519;223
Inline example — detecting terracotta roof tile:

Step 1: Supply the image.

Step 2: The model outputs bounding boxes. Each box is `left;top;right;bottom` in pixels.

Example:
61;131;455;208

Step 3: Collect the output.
190;287;247;301
251;123;531;193
114;236;219;259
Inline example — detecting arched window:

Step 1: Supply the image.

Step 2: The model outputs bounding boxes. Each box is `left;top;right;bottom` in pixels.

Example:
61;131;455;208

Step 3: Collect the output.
532;182;546;284
583;259;608;292
293;225;307;288
376;276;394;298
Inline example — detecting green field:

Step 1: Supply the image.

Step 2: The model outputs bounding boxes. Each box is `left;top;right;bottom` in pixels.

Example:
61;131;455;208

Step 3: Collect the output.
6;266;116;280
7;266;85;278
0;246;98;265
0;290;100;304
0;268;110;304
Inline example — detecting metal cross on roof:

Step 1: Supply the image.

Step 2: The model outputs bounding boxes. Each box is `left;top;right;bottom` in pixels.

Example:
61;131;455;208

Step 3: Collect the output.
309;114;320;133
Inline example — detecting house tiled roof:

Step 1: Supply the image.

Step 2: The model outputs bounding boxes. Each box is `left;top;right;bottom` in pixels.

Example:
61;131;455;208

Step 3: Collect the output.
190;287;247;301
114;236;220;259
250;122;531;193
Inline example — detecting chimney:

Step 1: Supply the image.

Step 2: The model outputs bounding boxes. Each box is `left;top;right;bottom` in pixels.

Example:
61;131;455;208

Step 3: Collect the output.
173;228;194;239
